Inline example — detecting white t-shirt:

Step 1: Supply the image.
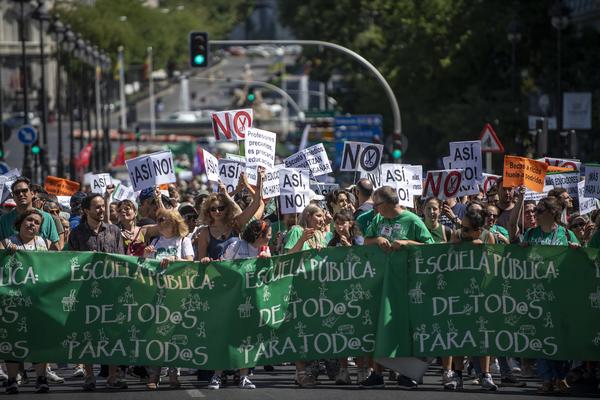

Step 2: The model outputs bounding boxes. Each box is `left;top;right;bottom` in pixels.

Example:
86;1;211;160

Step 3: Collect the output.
223;238;271;260
150;235;194;261
5;235;48;251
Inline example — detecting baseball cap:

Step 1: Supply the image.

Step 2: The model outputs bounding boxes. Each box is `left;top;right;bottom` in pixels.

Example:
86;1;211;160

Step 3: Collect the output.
178;203;198;217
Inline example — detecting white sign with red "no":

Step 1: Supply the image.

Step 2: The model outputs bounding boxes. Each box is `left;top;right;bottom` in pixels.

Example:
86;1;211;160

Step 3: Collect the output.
211;108;253;141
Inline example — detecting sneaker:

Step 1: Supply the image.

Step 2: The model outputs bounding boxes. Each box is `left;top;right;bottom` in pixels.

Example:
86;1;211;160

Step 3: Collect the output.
296;372;317;388
82;376;96;391
35;376;50;393
356;367;371;384
72;366;85;378
490;359;500;375
537;381;554;394
347;357;356;367
239;376;256;389
359;372;384;389
16;371;28;385
5;378;18;394
168;371;181;389
480;373;498;391
554;379;570;394
335;368;351;385
500;373;526;387
470;377;480;385
106;378;128;390
442;370;458;390
0;365;7;381
207;375;221;390
46;367;65;384
397;374;418;389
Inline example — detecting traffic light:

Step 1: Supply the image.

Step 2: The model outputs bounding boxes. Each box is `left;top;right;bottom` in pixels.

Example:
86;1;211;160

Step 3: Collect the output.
189;32;208;68
392;132;402;160
31;145;40;155
247;87;256;103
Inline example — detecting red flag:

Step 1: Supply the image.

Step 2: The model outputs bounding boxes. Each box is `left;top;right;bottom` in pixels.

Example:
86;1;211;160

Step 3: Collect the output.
74;144;93;170
113;143;126;166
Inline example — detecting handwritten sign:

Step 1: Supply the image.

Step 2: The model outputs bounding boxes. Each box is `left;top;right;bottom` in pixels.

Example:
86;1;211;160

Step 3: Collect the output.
44;176;81;196
279;168;310;214
584;164;600;198
125;151;176;192
503;156;547;193
90;173;112;195
202;150;219;183
340;141;383;172
285;143;332;176
245;128;276;184
211;109;253;141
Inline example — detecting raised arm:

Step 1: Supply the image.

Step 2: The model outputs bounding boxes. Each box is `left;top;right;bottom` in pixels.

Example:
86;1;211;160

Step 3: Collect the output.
508;186;525;242
233;167;265;231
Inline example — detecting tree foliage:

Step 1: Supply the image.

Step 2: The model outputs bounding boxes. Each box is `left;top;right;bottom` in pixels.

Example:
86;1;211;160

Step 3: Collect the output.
279;0;600;166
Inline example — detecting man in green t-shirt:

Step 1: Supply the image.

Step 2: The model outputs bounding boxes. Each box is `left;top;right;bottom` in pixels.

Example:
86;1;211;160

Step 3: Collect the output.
590;229;600;249
364;186;434;250
0;177;59;249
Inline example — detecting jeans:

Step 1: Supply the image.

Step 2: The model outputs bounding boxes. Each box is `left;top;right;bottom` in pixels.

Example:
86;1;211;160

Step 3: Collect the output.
537;359;569;381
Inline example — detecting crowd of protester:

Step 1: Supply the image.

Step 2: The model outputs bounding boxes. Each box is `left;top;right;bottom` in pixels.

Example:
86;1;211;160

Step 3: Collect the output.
1;169;599;395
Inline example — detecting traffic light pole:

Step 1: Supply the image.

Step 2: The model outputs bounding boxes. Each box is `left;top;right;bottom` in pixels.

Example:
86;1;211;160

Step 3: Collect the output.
209;40;402;138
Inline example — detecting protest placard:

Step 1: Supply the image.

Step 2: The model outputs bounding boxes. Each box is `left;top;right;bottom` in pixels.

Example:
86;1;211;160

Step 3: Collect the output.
360;168;382;188
262;165;284;199
422;170;465;200
219;159;244;193
340;141;383;172
202;149;220;183
112;184;137;202
408;165;423;195
537;157;580;171
578;180;598;215
285;143;332;176
225;153;246;163
482;173;501;194
245;128;276;184
211;108;253;141
524;185;552;202
380;164;413;207
56;196;71;210
125;151;176;192
44;176;81;196
448;140;482;182
545;171;579;199
310;182;340;198
83;172;93;186
442;157;479;196
90;173;112;194
0;169;21;203
279;168;310;214
503;156;547;192
584;164;600;198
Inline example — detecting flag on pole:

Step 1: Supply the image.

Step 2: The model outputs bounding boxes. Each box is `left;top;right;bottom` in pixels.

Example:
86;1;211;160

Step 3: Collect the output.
113;143;126;166
192;144;205;175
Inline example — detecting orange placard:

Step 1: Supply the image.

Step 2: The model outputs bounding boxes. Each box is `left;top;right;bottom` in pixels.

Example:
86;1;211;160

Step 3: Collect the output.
547;165;575;173
44;176;80;196
503;156;548;193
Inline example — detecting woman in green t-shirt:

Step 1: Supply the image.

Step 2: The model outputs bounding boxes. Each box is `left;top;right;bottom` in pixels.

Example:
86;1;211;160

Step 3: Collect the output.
423;197;452;243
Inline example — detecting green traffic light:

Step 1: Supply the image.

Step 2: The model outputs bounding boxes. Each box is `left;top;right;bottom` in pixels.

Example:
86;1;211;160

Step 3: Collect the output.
392;149;402;159
193;55;205;65
31;145;40;155
247;93;256;102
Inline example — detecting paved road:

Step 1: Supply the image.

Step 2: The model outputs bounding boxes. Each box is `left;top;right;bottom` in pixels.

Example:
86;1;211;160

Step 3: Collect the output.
6;364;600;399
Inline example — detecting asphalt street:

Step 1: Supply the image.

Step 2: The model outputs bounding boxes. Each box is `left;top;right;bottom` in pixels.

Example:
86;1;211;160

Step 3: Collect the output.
5;364;600;399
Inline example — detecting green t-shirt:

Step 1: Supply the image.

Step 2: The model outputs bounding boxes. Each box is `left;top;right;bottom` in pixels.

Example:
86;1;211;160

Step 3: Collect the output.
428;223;448;243
365;210;434;244
588;229;600;249
0;209;59;243
284;225;332;252
356;209;376;235
489;224;509;238
521;225;579;246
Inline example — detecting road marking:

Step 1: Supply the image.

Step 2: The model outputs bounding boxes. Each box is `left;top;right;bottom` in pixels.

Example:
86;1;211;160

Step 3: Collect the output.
187;389;206;398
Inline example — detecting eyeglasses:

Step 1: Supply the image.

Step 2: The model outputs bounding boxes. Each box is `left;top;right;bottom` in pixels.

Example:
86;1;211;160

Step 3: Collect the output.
535;208;546;214
184;214;197;221
13;188;29;196
210;206;226;213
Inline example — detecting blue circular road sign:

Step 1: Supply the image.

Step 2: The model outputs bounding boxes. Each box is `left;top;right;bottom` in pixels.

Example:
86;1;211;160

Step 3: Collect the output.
0;162;8;174
17;125;38;145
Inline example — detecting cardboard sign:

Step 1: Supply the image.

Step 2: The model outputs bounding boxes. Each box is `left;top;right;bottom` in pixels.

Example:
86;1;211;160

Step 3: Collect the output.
340;141;383;172
524;185;552;202
360;168;382;188
202;149;220;183
380;164;413;208
279;168;310;214
408;165;423;196
422;170;464;200
56;195;71;210
262;166;284;199
545;172;579;199
211;108;253;141
537;157;580;172
125;151;176;192
90;173;112;194
448;140;483;182
245;128;276;184
225;153;246;163
503;156;547;193
285;143;332;177
0;169;21;203
219;159;245;193
584;164;600;198
578;180;598;215
310;182;340;198
44;176;81;196
83;172;94;186
482;173;501;194
442;156;479;196
112;184;137;202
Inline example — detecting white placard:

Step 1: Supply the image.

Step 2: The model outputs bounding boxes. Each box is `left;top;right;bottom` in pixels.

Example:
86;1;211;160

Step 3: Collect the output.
211;108;253;141
536;157;580;171
524;185;552;202
285;143;332;176
83;172;94;186
125;151;176;192
407;165;423;197
340;141;383;172
545;171;579;199
0;168;20;203
225;153;246;163
245;128;277;184
380;164;413;208
448;140;482;182
90;173;112;194
279;168;310;214
310;182;339;198
56;195;71;210
219;159;244;193
578;180;598;215
482;173;501;194
583;164;600;199
112;184;137;202
202;149;219;183
262;166;282;199
361;168;382;188
422;169;473;200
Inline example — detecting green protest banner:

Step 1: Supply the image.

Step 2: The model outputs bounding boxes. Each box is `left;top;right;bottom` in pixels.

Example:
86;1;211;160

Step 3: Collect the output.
1;244;599;369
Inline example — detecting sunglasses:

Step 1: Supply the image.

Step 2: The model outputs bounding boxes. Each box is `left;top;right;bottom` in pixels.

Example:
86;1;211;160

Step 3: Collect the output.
13;188;29;196
184;214;197;221
210;206;226;213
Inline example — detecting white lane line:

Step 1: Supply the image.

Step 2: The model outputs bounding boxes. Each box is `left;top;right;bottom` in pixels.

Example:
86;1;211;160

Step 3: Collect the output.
187;389;206;398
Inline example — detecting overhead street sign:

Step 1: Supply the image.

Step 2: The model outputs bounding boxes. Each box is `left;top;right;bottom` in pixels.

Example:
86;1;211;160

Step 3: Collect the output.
479;123;504;153
17;125;38;145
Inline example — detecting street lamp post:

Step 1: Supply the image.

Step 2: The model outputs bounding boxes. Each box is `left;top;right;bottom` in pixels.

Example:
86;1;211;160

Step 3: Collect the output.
14;0;32;179
49;16;66;177
550;0;569;156
65;26;76;178
507;13;522;154
76;35;85;152
92;46;101;171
